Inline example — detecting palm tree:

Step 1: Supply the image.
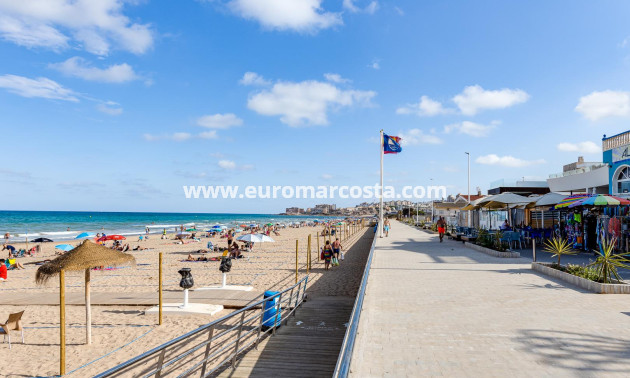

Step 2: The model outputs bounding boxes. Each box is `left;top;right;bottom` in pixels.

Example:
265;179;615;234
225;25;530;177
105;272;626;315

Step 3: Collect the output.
543;237;578;266
589;237;630;283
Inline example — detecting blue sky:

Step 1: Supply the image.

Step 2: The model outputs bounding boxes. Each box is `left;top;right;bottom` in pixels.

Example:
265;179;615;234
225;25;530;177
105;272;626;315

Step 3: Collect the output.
2;0;630;213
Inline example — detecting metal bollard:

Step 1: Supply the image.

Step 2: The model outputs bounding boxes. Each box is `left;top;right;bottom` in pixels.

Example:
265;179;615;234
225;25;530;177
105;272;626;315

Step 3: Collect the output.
533;239;536;262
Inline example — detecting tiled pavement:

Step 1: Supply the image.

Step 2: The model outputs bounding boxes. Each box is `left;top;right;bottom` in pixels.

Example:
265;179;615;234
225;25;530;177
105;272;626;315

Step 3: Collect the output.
349;220;630;377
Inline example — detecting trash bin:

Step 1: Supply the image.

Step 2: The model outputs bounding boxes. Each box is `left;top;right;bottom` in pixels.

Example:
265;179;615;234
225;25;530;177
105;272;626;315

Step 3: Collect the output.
262;290;281;329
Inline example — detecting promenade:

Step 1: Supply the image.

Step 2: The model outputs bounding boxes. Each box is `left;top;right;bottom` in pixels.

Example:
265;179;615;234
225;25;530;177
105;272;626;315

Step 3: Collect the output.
349;220;630;377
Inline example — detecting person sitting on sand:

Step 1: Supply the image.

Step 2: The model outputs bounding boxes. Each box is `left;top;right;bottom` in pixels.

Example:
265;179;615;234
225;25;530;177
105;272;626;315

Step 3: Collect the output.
186;254;195;261
122;244;130;252
230;243;241;259
6;259;25;270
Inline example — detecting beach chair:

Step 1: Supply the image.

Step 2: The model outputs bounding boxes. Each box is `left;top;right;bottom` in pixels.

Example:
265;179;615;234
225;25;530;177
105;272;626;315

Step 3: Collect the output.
0;311;25;349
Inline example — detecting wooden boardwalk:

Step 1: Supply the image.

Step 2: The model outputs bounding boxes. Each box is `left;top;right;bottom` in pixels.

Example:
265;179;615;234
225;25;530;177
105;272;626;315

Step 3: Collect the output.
0;289;263;308
215;296;354;377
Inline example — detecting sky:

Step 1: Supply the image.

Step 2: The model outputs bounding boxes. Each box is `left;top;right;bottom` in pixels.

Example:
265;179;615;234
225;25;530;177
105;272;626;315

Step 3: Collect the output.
2;0;630;213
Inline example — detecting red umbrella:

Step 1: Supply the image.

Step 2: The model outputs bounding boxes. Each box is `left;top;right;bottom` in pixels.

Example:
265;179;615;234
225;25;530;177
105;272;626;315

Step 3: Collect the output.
105;235;126;241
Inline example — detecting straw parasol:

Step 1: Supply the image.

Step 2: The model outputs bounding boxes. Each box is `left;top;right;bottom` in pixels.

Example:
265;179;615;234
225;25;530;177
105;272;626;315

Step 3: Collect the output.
36;240;136;347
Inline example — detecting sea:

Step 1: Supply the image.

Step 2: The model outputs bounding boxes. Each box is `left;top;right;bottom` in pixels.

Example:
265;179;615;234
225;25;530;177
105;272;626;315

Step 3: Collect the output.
0;211;324;241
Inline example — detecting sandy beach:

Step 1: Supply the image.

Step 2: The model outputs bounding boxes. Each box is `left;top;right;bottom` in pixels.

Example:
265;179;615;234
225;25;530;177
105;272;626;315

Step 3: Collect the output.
0;224;371;377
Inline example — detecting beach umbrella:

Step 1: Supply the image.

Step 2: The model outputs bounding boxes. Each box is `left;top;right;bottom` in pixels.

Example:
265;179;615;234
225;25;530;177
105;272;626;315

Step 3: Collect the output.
554;194;593;209
55;244;74;252
258;234;275;243
32;237;53;243
526;193;569;228
105;235;126;241
176;232;191;238
185;228;197;232
527;192;568;208
75;232;95;239
568;194;630;208
36;240;135;352
236;234;263;243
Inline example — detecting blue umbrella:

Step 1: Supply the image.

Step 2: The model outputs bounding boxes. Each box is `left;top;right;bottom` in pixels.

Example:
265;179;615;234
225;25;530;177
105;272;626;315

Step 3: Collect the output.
75;232;95;239
55;244;74;252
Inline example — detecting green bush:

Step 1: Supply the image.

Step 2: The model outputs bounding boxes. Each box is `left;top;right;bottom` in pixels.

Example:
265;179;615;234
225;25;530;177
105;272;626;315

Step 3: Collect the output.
589;237;630;284
566;264;602;283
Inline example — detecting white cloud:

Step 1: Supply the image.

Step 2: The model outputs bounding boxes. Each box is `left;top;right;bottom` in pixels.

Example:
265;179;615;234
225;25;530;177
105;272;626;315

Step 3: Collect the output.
324;73;351;84
398;129;442;145
0;74;78;101
247;79;376;126
476;154;545;167
343;0;378;14
369;60;380;70
49;57;138;83
218;160;237;169
557;141;600;154
227;0;341;33
217;160;254;171
239;72;271;86
143;131;221;142
321;173;333;180
196;113;243;129
575;90;630;121
0;15;68;50
365;1;378;14
97;101;122;115
394;6;404;16
199;131;219;139
0;0;154;55
452;85;529;115
143;132;192;142
443;121;496;137
396;95;450;117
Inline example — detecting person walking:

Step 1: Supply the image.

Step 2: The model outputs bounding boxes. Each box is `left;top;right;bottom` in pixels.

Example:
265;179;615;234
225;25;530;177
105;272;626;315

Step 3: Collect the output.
322;241;334;270
438;216;446;242
332;238;342;263
384;219;391;237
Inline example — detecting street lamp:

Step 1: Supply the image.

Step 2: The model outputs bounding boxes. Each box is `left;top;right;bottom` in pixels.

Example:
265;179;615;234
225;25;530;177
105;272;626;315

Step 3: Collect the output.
430;178;434;222
465;152;470;228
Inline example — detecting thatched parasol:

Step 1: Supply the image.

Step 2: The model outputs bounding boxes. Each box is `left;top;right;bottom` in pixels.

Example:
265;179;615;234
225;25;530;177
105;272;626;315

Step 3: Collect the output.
36;240;135;350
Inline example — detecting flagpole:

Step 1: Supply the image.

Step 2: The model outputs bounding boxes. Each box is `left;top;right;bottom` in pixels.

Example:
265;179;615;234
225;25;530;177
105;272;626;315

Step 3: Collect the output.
379;130;384;238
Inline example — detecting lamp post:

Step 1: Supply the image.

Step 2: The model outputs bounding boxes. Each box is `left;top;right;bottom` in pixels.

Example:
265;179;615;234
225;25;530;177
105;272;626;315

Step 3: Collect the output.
465;152;470;228
430;178;434;222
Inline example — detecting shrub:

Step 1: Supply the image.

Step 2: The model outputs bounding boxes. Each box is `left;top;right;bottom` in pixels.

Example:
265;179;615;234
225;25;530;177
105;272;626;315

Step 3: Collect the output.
543;237;578;266
566;264;602;283
589;237;630;284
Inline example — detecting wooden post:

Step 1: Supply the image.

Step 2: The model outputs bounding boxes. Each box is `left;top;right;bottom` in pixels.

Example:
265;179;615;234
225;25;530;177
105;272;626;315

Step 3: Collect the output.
295;240;299;284
159;252;163;325
316;233;320;261
60;269;66;376
307;234;312;272
85;268;91;344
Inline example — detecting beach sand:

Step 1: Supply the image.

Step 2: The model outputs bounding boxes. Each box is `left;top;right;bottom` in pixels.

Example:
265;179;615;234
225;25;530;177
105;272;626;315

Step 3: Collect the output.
0;224;371;377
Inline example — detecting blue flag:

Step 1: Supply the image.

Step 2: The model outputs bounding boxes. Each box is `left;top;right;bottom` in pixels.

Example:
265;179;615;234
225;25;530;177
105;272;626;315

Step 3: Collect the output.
383;134;402;154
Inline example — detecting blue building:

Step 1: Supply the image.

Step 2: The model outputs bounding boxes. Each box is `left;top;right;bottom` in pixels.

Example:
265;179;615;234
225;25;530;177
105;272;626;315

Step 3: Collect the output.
603;131;630;195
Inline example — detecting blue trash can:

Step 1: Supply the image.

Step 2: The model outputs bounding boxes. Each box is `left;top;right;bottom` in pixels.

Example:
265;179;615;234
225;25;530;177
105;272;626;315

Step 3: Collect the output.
262;290;281;328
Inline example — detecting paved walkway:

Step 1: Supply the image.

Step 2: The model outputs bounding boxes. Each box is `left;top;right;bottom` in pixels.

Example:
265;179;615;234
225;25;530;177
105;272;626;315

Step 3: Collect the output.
350;220;630;377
